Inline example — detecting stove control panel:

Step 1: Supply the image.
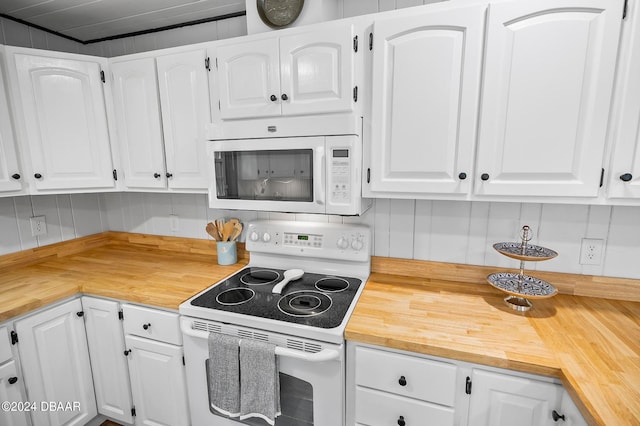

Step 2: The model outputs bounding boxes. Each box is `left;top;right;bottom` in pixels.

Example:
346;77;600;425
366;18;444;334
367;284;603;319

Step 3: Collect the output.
246;220;370;262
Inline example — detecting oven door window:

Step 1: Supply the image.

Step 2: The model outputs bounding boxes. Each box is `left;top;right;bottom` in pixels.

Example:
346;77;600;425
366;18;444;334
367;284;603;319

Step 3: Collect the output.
215;149;313;202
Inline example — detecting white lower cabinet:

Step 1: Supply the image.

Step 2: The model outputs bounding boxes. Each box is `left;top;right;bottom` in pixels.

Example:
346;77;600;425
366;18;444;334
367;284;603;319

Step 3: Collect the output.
14;299;97;426
122;304;189;426
347;342;586;426
0;360;30;426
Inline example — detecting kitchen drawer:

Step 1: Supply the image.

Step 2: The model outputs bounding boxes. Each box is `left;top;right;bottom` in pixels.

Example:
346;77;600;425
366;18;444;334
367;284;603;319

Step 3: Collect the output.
355;387;455;426
0;326;12;364
355;346;457;407
122;304;182;345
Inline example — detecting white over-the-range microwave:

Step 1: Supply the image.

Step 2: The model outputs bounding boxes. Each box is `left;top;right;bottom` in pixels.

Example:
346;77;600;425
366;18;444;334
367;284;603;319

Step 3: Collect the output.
206;134;371;215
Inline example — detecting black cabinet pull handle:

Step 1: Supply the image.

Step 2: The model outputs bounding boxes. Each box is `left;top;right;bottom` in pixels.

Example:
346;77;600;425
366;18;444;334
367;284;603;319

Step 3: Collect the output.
143;323;151;330
11;173;20;180
166;173;173;178
124;349;131;356
481;173;490;181
281;93;288;101
154;173;161;178
458;172;467;180
270;94;277;102
552;410;565;422
397;415;406;426
398;376;407;386
34;173;42;179
620;173;633;182
8;377;18;384
76;311;84;317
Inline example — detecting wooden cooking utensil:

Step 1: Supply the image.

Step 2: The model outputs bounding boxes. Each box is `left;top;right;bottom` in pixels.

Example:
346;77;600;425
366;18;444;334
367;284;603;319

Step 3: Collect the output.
230;222;243;241
222;221;235;242
205;222;219;240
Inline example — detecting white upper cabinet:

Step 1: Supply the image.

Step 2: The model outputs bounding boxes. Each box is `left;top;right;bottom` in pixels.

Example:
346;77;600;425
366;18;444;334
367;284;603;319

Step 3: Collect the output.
475;0;624;198
111;49;210;192
0;51;23;195
366;3;485;196
607;0;640;199
111;58;166;189
7;47;116;192
215;22;354;120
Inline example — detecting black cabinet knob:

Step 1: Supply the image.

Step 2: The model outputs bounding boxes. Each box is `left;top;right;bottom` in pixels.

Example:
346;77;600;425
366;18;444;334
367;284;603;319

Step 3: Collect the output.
458;172;467;180
166;173;173;178
76;311;84;317
270;94;277;102
124;349;131;356
398;376;407;386
11;173;20;180
143;323;151;330
481;173;490;181
8;377;18;385
34;173;42;179
281;93;288;101
397;415;406;426
552;410;565;422
154;173;161;178
620;173;633;182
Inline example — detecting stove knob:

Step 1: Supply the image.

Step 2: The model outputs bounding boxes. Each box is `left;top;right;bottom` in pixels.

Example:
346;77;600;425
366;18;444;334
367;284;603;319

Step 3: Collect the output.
250;231;259;242
262;232;271;243
351;239;364;251
337;237;349;250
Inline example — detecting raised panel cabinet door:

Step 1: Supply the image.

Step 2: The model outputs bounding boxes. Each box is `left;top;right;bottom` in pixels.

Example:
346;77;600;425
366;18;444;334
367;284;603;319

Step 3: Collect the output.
157;49;210;190
111;58;166;189
216;38;281;119
0;54;23;194
0;361;29;426
125;335;189;426
280;23;355;116
467;369;563;426
368;4;485;195
12;52;115;190
475;0;624;197
607;0;640;199
82;297;134;424
14;298;97;426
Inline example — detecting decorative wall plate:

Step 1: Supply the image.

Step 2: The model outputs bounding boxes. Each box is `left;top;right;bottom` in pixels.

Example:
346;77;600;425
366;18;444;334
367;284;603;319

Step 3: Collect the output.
257;0;305;28
493;242;558;261
487;272;557;299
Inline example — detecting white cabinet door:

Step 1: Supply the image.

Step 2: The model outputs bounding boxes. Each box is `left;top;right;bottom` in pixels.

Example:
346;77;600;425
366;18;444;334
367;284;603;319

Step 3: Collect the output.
280;24;354;116
607;0;640;199
467;369;563;426
475;0;623;197
111;57;166;189
82;297;134;424
368;4;485;195
157;50;210;190
11;50;115;191
0;361;29;426
15;298;97;426
0;53;23;194
558;391;588;426
125;334;189;426
216;38;281;120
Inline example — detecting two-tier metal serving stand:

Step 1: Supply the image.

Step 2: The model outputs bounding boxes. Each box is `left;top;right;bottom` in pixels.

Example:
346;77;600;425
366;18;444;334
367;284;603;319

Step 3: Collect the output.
487;226;558;312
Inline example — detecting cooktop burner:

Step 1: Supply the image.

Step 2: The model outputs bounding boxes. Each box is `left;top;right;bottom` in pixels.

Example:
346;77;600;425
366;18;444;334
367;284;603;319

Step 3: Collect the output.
189;267;363;329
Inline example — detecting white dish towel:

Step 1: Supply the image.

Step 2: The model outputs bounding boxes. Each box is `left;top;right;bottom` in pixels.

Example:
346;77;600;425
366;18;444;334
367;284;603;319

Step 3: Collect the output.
208;332;241;418
239;339;281;425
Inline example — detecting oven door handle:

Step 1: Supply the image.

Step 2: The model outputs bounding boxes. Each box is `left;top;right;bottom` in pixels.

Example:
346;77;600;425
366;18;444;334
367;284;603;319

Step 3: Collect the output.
181;325;340;362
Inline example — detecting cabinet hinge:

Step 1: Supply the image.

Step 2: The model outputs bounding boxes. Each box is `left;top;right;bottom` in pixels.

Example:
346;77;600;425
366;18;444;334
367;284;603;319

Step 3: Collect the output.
623;0;629;19
112;169;118;181
465;376;472;395
353;86;358;102
366;168;371;184
600;168;605;187
353;35;358;52
205;57;211;71
369;32;373;50
183;356;186;366
100;70;105;83
118;310;124;320
10;330;18;345
131;407;136;417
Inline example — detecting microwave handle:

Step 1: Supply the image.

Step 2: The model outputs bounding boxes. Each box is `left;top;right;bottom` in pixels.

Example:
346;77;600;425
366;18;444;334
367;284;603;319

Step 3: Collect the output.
315;146;325;206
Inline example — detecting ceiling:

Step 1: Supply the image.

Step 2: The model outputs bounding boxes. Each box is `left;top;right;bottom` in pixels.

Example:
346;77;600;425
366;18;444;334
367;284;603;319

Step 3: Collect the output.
0;0;246;43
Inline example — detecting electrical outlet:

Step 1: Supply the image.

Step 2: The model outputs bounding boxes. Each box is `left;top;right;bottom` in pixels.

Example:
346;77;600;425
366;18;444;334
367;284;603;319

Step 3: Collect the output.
170;214;179;232
30;215;47;237
580;238;604;265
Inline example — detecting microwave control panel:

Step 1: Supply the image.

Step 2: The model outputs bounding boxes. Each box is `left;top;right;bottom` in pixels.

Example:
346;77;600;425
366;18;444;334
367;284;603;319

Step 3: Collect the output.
329;148;351;204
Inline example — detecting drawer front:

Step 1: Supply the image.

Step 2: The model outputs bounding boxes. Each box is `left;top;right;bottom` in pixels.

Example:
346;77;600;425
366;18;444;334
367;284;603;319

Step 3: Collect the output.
0;326;12;364
355;346;457;406
122;304;182;345
356;387;455;426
